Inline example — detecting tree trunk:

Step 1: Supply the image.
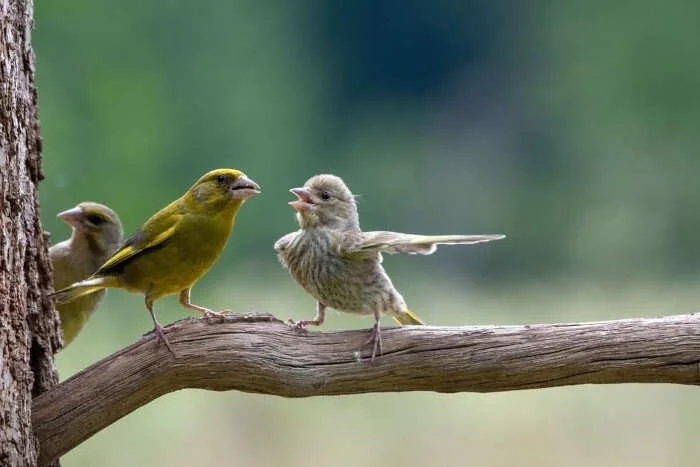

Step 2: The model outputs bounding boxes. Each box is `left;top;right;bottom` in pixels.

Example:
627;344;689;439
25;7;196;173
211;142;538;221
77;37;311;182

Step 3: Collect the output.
0;0;60;465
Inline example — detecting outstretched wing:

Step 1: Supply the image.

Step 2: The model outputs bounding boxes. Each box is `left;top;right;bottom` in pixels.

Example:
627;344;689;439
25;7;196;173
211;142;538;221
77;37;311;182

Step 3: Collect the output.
344;231;506;256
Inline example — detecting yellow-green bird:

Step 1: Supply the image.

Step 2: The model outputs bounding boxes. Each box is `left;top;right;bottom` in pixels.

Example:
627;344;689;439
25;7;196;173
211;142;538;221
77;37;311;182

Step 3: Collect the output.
50;202;124;348
275;174;505;360
52;169;261;352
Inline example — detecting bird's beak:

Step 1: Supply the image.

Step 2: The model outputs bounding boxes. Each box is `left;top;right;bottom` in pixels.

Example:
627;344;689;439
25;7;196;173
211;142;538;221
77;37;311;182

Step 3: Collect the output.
230;175;261;200
57;206;84;231
289;187;314;212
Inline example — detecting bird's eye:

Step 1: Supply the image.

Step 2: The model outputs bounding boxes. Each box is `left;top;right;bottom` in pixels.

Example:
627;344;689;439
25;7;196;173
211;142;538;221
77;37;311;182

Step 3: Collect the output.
86;214;105;225
216;174;227;185
320;191;331;201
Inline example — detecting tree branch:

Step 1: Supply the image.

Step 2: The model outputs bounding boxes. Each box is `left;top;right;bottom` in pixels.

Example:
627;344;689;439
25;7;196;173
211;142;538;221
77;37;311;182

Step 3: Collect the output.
33;312;700;465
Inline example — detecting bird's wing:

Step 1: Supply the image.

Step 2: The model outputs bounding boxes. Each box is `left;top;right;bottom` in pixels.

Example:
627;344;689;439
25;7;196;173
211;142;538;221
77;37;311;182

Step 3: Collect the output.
346;231;506;255
95;210;181;275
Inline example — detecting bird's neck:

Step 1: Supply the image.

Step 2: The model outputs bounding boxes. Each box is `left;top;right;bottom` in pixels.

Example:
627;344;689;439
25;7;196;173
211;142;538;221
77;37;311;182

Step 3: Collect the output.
71;231;110;268
297;213;360;233
183;194;244;219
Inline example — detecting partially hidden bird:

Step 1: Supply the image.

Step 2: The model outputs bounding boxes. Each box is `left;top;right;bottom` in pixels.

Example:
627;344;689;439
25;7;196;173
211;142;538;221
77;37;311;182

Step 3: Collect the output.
50;202;124;348
52;169;261;353
274;174;505;361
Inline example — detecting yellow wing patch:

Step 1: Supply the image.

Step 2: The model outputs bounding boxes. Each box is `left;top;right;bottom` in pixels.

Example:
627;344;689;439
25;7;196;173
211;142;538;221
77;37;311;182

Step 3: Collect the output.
96;223;178;274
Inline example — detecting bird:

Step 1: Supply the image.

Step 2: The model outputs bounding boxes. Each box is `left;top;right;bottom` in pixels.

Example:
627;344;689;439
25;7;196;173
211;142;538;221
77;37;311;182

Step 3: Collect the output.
52;168;261;353
50;202;124;348
274;174;505;361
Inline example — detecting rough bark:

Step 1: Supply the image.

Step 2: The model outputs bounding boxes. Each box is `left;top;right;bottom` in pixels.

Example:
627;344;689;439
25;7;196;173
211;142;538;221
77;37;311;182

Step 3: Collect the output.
0;0;60;465
33;312;700;465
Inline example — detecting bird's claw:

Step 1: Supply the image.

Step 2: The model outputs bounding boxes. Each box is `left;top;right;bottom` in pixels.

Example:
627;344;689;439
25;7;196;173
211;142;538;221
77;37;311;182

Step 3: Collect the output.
202;309;228;322
361;323;383;363
152;324;175;356
286;318;318;331
286;318;305;330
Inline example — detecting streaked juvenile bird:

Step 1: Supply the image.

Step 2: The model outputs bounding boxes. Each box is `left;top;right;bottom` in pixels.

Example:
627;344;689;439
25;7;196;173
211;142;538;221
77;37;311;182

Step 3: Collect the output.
53;169;261;353
50;202;124;348
275;174;505;361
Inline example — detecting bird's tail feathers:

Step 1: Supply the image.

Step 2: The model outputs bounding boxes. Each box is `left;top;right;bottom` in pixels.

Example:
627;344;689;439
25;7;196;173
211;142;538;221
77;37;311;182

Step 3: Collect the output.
52;276;114;305
393;308;425;325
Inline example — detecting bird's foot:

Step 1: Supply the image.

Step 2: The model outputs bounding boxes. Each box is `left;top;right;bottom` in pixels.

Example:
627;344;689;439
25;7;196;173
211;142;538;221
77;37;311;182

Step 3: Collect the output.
286;318;320;330
202;308;229;322
152;323;175;355
361;322;383;362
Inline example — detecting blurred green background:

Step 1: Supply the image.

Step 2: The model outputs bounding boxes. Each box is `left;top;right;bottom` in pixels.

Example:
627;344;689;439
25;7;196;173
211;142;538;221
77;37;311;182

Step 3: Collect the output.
35;0;700;466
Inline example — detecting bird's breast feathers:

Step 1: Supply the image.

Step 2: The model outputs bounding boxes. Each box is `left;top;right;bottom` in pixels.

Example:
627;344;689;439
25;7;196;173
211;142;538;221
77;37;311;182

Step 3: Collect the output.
277;229;391;313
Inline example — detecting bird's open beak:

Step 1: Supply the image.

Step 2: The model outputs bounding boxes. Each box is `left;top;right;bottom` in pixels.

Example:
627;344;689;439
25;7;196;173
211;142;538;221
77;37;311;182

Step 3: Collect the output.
230;175;261;200
58;206;84;231
289;187;314;212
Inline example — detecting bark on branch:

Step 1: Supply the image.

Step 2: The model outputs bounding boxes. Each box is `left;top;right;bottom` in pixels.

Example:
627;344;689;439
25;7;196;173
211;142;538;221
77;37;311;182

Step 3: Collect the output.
33;312;700;465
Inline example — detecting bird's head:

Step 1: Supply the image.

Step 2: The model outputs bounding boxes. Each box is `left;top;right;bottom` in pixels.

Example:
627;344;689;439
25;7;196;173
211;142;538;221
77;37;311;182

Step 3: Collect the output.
58;202;124;254
289;174;359;230
187;169;261;214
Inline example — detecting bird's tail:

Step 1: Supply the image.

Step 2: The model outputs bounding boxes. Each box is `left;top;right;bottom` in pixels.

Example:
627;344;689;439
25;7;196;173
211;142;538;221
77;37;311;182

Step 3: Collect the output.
52;276;114;305
392;308;425;325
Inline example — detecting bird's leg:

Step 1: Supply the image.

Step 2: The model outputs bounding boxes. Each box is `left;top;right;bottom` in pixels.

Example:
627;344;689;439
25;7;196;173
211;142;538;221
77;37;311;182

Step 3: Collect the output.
288;302;326;329
145;297;174;355
179;288;226;320
362;310;383;362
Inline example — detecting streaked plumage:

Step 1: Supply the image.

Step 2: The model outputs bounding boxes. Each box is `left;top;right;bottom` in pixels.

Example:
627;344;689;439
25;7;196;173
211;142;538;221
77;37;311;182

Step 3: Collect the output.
52;169;261;352
50;202;123;348
275;173;505;360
